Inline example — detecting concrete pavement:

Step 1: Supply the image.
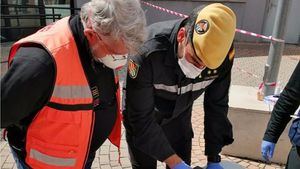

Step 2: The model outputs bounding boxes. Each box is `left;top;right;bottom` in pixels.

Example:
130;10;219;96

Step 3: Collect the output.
0;98;285;169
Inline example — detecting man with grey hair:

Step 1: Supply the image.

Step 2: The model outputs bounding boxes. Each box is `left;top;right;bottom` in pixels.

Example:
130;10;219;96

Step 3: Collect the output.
1;0;146;168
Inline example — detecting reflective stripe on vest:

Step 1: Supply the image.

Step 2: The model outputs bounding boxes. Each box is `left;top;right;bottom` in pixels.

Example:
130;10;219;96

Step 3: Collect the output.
154;80;214;95
52;85;92;99
30;149;76;167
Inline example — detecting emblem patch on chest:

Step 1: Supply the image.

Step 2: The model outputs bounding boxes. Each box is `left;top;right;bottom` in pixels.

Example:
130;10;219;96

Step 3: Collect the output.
128;59;139;79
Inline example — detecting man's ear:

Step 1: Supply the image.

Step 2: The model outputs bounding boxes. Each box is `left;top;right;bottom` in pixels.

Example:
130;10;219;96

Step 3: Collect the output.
177;27;186;43
84;28;99;45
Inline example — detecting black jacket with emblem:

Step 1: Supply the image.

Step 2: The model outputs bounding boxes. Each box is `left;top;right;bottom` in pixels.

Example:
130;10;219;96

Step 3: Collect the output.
123;19;235;161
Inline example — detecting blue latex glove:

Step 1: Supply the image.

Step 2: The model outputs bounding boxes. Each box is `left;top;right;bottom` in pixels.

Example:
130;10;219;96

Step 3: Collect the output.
289;118;300;146
206;162;223;169
261;140;276;162
173;161;192;169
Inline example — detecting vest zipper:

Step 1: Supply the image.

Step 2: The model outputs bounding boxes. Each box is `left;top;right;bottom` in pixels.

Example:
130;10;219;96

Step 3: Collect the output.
82;110;95;168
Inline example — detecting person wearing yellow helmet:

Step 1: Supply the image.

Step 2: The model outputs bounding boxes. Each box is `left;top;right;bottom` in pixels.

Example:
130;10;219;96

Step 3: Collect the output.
124;3;236;169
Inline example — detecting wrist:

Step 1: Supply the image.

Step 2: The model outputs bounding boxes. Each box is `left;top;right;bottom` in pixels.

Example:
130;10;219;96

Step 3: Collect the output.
165;154;182;168
207;155;221;163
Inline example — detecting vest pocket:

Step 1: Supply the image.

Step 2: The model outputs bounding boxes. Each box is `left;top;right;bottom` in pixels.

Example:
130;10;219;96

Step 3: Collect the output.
28;107;82;146
45;108;82;146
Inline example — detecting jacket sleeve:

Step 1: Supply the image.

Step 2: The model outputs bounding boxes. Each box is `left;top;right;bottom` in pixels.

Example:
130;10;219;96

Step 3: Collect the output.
263;61;300;143
203;58;234;157
1;46;55;128
124;58;175;161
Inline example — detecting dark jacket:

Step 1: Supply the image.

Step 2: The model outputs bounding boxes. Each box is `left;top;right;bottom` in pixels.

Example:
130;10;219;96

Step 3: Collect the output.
1;15;117;165
124;19;235;161
264;61;300;143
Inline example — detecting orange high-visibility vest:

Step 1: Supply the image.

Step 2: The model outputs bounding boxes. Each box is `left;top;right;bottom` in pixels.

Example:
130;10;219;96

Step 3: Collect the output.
8;17;122;169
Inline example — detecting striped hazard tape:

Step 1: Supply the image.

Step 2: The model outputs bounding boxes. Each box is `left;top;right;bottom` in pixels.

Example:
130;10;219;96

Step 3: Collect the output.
235;29;285;43
142;1;188;18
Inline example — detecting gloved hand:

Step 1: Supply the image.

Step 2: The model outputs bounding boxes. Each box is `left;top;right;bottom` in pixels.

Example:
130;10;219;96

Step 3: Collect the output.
206;162;223;169
261;140;276;162
172;161;192;169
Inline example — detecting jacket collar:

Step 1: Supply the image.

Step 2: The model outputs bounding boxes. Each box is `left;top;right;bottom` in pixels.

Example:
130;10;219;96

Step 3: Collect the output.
69;15;94;61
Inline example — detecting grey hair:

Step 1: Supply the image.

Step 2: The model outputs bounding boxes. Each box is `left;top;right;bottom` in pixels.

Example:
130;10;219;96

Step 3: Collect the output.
80;0;147;54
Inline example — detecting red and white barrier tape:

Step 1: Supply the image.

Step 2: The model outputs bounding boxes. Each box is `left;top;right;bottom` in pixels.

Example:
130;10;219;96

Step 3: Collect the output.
142;1;188;18
235;29;284;43
141;1;285;43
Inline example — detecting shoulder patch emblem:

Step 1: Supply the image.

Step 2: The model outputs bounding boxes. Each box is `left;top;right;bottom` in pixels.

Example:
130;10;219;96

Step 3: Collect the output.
128;59;139;79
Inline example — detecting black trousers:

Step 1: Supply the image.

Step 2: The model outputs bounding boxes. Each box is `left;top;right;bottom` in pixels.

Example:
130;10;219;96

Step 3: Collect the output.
286;146;300;169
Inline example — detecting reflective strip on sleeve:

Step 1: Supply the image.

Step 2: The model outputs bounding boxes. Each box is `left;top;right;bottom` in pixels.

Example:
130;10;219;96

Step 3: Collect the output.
154;80;214;95
180;84;193;94
191;80;214;92
52;85;92;99
153;84;178;93
30;149;76;167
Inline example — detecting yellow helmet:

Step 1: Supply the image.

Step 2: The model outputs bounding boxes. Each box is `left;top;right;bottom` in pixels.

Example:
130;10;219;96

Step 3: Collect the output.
192;3;236;69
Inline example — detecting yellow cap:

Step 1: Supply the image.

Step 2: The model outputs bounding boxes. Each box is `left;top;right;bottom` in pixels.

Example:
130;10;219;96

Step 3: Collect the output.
192;3;236;69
